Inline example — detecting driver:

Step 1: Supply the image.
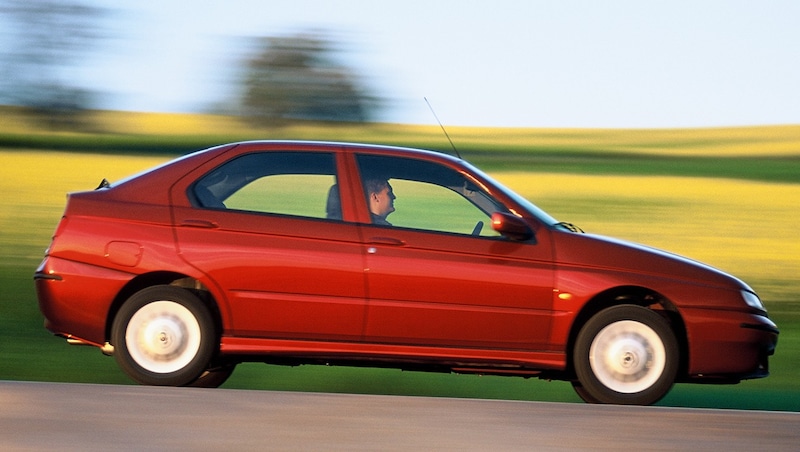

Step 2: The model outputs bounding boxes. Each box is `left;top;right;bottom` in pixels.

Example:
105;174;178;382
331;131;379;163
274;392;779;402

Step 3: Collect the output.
364;178;396;225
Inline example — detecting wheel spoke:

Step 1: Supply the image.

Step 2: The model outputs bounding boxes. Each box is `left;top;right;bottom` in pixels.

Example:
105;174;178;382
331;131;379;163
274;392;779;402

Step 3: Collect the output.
589;320;666;393
126;301;202;374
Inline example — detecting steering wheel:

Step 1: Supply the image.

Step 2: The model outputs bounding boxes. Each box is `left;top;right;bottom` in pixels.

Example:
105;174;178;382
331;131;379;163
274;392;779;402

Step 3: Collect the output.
471;221;484;236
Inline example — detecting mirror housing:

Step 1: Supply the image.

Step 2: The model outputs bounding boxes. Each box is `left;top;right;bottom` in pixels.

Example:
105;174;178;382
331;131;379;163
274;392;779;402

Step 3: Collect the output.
491;212;533;241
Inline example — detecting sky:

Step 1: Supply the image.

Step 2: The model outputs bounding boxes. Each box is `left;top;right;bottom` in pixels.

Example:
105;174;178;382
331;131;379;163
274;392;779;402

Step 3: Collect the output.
70;1;800;128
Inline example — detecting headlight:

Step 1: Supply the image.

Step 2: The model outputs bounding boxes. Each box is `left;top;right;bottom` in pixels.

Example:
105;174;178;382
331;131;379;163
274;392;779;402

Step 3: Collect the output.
741;290;765;311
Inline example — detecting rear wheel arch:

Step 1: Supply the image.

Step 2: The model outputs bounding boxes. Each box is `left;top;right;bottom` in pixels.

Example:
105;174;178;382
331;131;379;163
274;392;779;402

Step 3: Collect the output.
105;272;223;344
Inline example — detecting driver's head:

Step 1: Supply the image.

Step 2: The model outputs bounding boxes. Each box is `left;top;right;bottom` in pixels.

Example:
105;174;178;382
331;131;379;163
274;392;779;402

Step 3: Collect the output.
365;179;395;220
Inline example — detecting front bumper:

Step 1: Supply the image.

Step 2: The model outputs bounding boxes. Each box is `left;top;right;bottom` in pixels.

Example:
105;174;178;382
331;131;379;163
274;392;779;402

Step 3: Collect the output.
682;308;778;383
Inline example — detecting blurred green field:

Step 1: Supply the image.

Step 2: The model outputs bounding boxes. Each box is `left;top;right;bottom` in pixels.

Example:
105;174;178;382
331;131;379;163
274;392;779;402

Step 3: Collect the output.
1;112;798;410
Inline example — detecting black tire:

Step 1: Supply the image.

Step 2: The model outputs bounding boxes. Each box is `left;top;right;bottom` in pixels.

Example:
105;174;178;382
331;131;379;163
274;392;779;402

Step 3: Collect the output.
188;363;236;388
111;285;217;386
570;381;601;404
573;304;679;405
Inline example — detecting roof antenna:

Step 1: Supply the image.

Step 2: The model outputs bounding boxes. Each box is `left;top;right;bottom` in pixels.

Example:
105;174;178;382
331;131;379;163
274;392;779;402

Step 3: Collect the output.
424;97;461;159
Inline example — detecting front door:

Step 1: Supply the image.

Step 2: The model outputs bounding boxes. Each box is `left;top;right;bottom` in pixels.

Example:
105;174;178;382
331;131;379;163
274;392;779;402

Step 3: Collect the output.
355;154;554;350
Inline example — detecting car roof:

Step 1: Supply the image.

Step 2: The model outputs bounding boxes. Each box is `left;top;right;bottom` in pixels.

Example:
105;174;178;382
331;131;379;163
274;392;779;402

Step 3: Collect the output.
229;140;463;162
85;141;466;204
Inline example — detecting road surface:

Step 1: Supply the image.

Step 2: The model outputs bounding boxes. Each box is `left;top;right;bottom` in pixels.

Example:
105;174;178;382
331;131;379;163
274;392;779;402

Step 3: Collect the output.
0;381;796;450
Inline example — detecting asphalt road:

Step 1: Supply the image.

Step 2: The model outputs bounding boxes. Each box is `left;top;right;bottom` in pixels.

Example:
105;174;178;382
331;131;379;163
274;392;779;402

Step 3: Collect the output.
1;381;797;450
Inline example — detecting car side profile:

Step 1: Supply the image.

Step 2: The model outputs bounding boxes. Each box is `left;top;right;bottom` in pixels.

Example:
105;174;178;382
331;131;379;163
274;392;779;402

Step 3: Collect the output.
34;141;778;405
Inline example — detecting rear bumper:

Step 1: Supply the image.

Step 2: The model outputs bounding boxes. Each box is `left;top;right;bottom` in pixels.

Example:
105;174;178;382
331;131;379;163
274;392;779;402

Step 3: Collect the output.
35;256;133;345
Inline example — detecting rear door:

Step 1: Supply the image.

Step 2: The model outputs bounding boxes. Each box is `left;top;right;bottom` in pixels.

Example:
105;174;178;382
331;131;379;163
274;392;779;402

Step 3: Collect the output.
171;148;367;342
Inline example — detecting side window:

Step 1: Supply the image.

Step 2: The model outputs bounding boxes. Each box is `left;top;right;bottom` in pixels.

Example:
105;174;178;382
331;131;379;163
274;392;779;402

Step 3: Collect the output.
390;179;497;235
191;152;339;220
357;154;505;237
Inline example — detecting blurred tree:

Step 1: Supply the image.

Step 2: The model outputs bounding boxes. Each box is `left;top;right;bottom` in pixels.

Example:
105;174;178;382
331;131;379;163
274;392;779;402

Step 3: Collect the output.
239;32;376;124
0;0;105;128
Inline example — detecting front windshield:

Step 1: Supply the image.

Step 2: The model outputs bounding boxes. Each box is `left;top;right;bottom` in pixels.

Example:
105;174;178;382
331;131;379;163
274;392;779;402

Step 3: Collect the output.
460;161;560;226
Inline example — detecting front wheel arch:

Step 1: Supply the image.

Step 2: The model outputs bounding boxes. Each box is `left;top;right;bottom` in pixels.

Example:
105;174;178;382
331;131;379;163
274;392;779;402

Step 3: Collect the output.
564;287;688;379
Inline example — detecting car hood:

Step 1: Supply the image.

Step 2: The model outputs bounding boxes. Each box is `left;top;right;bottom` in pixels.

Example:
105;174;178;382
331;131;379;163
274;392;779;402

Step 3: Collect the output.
552;230;752;292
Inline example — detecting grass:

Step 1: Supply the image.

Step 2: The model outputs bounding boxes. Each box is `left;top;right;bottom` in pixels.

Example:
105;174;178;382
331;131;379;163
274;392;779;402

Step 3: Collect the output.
3;106;800;182
1;109;799;410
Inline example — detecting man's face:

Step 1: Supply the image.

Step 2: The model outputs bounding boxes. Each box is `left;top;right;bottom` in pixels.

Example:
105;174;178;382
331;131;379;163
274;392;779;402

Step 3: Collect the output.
372;183;395;218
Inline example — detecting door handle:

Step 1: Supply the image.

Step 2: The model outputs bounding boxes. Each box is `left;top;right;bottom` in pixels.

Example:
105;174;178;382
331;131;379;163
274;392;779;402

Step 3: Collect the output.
367;237;406;246
366;237;405;254
181;219;219;229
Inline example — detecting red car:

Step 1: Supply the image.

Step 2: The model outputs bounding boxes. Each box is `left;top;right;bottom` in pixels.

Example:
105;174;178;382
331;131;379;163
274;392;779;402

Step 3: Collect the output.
35;141;778;405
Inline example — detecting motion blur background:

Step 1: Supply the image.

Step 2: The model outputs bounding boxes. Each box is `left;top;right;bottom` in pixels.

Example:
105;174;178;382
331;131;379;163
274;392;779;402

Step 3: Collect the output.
1;1;799;410
2;0;800;129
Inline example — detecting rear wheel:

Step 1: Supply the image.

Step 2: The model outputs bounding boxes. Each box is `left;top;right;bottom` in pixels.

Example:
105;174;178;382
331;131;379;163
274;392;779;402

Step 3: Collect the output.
573;304;679;405
188;363;236;388
111;285;217;386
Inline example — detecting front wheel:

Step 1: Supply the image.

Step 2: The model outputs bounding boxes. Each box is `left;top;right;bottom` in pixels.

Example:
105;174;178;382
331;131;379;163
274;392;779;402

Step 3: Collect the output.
111;285;217;386
573;305;679;405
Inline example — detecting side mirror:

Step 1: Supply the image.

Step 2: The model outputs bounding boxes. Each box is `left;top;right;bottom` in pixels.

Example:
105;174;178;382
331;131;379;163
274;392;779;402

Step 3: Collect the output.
491;212;533;241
